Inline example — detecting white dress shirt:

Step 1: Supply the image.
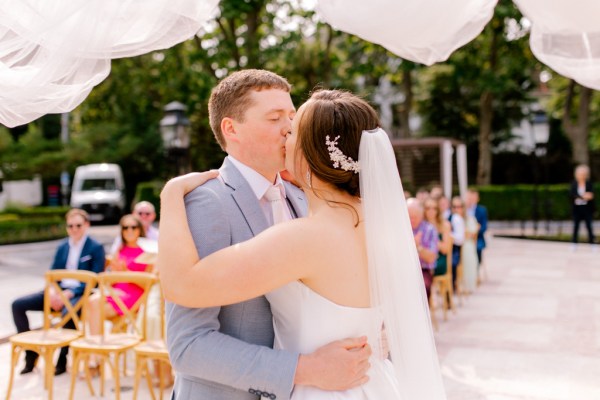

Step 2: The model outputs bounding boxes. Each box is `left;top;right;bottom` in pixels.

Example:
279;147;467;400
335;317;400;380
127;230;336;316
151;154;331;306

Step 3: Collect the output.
228;156;293;224
61;235;88;288
450;214;465;246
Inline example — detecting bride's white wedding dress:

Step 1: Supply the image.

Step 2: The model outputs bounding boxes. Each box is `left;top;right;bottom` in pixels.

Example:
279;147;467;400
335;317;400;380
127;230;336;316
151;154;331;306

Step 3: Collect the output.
266;281;403;399
262;128;445;400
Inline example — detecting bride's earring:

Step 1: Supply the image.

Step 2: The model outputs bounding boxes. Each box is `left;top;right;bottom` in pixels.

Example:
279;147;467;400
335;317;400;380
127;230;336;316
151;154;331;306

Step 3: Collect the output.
306;170;312;188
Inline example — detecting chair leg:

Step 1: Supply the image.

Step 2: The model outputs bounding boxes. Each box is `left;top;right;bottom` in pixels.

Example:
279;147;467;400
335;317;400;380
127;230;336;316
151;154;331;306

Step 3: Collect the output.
5;344;22;400
133;353;143;400
158;359;164;400
69;351;80;400
113;353;121;400
100;356;105;397
440;282;449;321
429;295;438;331
43;348;55;400
147;359;157;400
82;354;95;397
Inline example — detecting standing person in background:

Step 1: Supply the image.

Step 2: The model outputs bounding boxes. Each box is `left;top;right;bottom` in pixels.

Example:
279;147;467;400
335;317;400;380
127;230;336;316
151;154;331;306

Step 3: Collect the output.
424;198;453;279
459;201;479;294
407;198;438;300
11;209;105;376
438;195;451;220
449;197;465;290
429;185;443;200
570;164;596;249
466;188;488;264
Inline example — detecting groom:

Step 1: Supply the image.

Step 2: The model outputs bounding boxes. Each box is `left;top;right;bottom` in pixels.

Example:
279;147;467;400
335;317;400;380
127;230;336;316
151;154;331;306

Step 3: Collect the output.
166;69;372;400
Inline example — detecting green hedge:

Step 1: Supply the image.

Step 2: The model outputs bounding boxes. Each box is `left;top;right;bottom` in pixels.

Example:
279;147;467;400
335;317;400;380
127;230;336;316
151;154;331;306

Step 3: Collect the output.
0;216;65;245
2;206;70;219
478;184;600;221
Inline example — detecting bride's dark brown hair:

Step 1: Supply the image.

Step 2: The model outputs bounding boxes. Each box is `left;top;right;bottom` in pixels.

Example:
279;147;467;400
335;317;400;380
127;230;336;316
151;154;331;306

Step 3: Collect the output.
296;89;380;197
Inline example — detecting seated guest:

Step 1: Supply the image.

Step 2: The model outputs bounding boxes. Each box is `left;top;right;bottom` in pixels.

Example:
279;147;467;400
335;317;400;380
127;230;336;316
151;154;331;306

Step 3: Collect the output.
11;209;105;375
87;214;152;373
424;197;453;278
407;198;438;300
449;196;466;290
88;214;152;337
109;201;159;254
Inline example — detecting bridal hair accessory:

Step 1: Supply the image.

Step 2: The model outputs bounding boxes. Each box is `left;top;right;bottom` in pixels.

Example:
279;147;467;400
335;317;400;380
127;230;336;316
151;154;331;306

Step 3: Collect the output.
325;135;360;173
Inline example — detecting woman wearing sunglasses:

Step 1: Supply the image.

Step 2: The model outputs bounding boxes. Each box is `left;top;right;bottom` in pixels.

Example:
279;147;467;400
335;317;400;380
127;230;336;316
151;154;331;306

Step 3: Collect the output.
86;214;151;373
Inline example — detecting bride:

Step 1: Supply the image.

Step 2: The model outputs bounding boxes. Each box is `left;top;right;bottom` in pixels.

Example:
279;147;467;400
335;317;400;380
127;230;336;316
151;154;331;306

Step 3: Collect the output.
158;89;446;399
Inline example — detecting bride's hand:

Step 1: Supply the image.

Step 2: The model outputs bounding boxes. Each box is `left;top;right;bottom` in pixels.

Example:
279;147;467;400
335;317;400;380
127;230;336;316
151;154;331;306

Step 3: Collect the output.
162;170;219;197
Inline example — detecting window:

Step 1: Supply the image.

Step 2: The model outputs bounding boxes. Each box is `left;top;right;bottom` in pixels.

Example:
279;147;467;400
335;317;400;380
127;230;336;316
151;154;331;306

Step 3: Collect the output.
80;178;116;191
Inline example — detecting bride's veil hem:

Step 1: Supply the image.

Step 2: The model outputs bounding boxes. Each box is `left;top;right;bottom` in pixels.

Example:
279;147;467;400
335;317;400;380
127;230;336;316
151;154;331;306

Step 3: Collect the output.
358;127;447;399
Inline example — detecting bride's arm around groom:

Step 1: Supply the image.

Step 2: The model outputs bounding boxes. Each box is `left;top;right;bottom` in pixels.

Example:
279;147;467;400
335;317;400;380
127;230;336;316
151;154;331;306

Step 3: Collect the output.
164;168;370;400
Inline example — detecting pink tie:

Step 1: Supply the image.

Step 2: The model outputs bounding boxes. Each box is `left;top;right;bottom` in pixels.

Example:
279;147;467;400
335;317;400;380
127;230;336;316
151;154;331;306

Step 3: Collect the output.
265;185;286;225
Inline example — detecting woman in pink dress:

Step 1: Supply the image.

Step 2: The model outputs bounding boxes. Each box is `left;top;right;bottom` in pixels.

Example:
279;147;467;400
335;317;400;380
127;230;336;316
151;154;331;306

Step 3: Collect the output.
86;214;151;346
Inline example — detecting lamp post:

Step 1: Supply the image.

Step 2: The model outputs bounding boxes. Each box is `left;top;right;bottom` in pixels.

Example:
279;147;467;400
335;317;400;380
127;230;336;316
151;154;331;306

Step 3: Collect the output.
159;101;191;177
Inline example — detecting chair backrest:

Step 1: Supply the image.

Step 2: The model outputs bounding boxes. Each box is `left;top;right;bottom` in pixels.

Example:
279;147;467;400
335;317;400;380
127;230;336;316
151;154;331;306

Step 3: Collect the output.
97;271;157;339
43;270;98;333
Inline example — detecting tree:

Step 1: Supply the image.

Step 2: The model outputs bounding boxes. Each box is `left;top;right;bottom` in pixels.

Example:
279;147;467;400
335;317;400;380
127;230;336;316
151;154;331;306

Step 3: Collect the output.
418;0;536;185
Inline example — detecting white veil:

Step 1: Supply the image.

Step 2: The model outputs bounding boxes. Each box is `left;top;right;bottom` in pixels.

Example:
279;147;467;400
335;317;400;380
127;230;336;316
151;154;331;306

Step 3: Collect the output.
359;128;446;400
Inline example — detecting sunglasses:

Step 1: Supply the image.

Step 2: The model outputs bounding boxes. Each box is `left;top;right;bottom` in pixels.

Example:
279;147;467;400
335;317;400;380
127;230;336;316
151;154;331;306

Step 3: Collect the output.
137;211;152;216
67;223;83;229
122;225;140;231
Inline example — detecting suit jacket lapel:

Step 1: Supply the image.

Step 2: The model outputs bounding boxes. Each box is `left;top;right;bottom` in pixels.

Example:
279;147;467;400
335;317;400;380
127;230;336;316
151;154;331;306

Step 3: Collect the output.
220;159;270;236
77;237;90;269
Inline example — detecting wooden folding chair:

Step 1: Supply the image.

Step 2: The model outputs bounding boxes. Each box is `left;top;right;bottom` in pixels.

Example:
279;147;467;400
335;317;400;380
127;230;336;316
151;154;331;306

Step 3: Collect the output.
133;281;171;400
6;270;97;400
431;249;455;322
68;272;157;400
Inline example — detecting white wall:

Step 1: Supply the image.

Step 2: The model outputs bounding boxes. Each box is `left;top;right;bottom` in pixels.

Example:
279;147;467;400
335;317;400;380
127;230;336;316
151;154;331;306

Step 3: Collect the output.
0;176;43;210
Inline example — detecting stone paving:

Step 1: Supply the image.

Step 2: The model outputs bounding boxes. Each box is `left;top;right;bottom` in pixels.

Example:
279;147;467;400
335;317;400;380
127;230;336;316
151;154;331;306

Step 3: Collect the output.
0;227;598;399
434;236;599;400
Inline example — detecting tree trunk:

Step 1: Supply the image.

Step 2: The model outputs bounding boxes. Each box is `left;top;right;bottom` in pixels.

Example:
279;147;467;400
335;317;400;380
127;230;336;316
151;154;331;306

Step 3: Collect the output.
476;19;498;186
398;66;414;187
399;67;413;139
245;7;261;68
477;91;493;185
563;80;592;166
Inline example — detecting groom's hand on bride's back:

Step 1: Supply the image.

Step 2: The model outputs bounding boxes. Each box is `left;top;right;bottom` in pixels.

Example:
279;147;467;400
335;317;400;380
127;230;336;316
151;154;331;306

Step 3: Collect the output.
294;336;372;390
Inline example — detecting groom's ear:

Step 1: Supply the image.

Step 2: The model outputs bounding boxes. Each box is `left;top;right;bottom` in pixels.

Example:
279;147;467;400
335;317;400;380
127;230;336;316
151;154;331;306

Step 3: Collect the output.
221;117;240;144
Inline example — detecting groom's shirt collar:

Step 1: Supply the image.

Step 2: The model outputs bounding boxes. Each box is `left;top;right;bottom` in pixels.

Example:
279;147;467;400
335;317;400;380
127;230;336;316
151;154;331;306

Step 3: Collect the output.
227;156;287;200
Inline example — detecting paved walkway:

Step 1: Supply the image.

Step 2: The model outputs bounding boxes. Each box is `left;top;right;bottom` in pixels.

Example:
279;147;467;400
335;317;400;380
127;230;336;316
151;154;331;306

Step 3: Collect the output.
434;236;599;400
0;231;598;399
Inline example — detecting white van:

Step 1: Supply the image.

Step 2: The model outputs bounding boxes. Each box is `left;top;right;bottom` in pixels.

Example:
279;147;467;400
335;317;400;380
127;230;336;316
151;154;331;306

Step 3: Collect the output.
70;163;126;222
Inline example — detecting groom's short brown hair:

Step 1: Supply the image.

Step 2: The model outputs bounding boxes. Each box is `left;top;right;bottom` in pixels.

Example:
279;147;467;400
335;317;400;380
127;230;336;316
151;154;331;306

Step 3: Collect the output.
208;69;291;150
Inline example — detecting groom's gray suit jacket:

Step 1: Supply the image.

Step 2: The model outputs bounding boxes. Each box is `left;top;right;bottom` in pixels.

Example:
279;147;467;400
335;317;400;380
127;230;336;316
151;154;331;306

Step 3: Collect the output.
166;158;308;400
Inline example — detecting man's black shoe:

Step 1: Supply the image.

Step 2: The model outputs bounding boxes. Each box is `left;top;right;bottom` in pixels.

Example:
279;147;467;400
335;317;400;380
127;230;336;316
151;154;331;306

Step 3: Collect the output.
54;364;67;376
54;355;67;376
19;364;35;375
20;354;37;374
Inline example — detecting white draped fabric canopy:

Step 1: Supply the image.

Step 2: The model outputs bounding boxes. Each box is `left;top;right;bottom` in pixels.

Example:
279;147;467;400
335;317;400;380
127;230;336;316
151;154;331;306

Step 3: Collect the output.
0;0;219;127
1;0;599;128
